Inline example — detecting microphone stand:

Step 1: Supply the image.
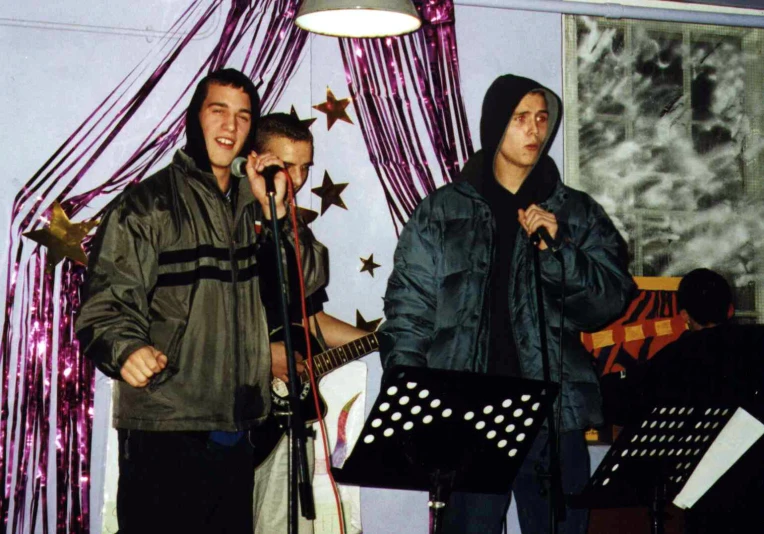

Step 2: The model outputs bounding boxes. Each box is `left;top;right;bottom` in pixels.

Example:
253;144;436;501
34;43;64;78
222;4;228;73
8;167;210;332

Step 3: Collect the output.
530;231;565;534
265;178;316;534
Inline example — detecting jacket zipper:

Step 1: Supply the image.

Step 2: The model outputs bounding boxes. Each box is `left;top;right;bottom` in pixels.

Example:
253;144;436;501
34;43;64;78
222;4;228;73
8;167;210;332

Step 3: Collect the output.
507;225;525;377
226;194;240;429
509;195;561;382
475;203;494;374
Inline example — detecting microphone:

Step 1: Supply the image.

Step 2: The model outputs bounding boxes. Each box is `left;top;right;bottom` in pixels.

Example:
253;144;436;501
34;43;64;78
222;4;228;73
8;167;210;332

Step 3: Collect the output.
231;156;248;178
230;157;282;193
530;226;561;252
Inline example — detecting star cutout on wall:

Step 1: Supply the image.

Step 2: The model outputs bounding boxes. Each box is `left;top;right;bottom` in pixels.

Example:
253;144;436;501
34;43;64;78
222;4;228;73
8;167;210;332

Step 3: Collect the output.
23;202;99;268
311;172;348;215
312;87;353;130
355;310;382;333
360;254;381;277
289;106;317;129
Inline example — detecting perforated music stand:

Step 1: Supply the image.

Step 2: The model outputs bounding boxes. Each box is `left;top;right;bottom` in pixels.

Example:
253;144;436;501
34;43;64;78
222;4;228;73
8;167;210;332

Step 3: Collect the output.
332;365;558;534
572;404;751;534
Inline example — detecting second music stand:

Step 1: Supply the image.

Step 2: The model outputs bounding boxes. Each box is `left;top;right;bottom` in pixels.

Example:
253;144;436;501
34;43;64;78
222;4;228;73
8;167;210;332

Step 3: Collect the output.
572;403;764;534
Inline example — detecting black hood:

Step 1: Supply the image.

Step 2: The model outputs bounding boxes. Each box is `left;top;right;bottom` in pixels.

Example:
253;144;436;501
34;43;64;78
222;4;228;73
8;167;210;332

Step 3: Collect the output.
458;74;562;201
184;69;261;174
480;74;561;167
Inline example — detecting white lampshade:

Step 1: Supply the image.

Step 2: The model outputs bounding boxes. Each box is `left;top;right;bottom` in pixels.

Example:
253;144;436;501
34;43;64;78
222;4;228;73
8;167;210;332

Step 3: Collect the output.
295;0;422;38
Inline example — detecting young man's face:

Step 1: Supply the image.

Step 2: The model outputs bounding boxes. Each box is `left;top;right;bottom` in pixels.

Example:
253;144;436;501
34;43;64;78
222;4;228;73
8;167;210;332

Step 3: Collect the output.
198;83;252;180
497;91;549;173
262;135;313;192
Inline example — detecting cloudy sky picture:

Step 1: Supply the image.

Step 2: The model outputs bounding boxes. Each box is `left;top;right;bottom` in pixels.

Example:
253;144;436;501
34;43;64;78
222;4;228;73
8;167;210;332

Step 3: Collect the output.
569;16;764;316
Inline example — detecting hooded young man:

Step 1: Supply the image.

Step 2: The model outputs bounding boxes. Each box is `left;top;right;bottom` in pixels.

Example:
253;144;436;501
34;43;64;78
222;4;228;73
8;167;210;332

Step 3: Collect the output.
379;74;635;533
76;69;327;534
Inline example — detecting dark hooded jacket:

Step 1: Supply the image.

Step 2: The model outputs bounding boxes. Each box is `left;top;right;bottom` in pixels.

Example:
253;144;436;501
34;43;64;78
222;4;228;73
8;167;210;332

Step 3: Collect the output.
76;74;328;431
379;75;635;431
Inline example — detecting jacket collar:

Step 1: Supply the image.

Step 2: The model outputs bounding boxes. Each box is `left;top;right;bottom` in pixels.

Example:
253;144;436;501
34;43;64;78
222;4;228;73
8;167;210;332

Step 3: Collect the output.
173;149;256;209
455;149;561;208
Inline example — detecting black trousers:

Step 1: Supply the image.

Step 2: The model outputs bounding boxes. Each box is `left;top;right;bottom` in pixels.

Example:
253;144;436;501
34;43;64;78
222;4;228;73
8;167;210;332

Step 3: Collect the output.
116;429;255;534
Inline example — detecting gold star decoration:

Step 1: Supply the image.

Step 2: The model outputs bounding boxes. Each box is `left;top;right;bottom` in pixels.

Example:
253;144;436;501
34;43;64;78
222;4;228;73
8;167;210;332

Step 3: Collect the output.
355;310;382;333
23;201;99;268
312;87;353;130
289;106;317;129
311;172;348;215
360;254;381;277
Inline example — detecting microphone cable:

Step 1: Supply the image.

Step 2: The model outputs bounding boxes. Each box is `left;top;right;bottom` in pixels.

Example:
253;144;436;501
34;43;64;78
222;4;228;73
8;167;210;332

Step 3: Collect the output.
285;175;348;534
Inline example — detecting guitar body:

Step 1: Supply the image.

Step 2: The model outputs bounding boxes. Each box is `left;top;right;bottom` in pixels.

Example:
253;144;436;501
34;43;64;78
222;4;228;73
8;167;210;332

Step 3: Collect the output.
268;323;327;423
251;325;326;468
250;323;379;468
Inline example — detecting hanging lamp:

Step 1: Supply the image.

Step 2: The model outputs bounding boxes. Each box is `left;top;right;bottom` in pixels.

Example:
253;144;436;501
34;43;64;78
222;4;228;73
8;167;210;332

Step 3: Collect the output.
295;0;422;38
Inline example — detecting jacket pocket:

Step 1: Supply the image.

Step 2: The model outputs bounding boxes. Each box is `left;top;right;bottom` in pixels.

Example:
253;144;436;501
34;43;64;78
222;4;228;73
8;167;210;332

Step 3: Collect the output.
147;319;186;392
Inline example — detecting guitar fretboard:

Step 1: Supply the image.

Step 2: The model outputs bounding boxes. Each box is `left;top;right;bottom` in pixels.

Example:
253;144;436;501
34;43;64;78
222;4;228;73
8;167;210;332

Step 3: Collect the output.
300;332;379;383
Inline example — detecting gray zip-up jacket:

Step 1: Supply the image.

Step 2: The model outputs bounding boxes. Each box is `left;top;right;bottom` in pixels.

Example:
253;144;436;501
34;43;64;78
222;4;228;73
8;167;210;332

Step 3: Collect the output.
76;150;328;431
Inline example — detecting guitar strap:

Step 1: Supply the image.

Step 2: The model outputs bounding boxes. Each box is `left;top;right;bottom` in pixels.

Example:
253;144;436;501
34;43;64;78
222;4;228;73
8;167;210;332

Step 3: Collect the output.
309;312;328;352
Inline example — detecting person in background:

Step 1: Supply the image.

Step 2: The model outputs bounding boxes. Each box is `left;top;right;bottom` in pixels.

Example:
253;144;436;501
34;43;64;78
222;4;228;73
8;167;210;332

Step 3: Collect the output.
252;112;368;534
602;268;764;534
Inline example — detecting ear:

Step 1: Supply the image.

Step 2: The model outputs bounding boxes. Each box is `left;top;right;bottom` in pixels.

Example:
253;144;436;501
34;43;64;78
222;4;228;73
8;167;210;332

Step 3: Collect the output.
727;303;735;319
679;309;690;325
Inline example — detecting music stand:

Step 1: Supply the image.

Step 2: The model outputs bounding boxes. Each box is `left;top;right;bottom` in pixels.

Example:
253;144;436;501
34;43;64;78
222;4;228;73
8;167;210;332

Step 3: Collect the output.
572;403;764;534
332;365;558;534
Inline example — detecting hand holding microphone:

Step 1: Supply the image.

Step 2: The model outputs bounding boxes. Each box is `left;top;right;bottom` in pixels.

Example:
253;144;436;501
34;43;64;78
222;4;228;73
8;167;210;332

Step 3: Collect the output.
518;204;560;251
232;152;288;220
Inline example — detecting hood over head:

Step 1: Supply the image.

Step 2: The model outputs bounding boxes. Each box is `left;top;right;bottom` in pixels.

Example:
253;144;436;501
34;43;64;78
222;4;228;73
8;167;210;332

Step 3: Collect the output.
480;74;561;169
184;68;261;173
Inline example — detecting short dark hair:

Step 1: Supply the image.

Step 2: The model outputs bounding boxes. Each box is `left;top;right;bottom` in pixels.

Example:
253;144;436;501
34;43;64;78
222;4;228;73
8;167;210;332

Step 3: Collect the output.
184;68;261;171
254;112;313;152
677;268;732;326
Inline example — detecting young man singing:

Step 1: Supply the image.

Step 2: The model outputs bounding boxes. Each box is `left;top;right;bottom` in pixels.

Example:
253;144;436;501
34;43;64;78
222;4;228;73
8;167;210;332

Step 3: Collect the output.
379;74;635;534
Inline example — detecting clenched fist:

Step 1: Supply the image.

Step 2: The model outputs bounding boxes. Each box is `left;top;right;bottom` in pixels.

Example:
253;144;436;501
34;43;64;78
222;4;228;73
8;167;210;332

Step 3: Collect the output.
120;346;168;387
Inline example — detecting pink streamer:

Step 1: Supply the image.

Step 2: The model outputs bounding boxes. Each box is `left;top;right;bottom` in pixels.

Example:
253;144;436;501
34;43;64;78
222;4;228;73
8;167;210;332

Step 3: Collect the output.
339;0;473;234
0;1;309;532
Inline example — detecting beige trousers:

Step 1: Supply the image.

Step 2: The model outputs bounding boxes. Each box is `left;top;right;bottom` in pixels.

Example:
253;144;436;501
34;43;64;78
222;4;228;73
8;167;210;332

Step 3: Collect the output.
253;433;316;534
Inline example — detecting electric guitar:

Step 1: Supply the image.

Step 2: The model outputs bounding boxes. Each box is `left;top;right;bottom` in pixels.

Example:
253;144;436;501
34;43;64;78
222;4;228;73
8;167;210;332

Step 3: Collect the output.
251;324;379;467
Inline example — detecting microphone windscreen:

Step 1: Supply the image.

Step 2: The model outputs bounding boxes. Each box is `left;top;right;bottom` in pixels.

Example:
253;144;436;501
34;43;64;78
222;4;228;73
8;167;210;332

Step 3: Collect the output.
231;157;248;178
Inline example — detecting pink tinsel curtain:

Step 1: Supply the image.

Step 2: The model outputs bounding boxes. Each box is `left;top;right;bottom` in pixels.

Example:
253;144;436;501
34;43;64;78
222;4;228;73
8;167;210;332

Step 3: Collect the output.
338;0;474;234
2;0;477;531
0;1;309;532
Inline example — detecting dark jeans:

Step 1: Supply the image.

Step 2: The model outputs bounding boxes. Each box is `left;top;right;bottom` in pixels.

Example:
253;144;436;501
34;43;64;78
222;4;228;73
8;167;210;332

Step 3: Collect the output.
116;429;255;534
441;429;590;534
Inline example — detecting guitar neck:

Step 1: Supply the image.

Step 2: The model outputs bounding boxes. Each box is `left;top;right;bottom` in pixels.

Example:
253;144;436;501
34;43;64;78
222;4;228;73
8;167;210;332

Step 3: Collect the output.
304;332;379;381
